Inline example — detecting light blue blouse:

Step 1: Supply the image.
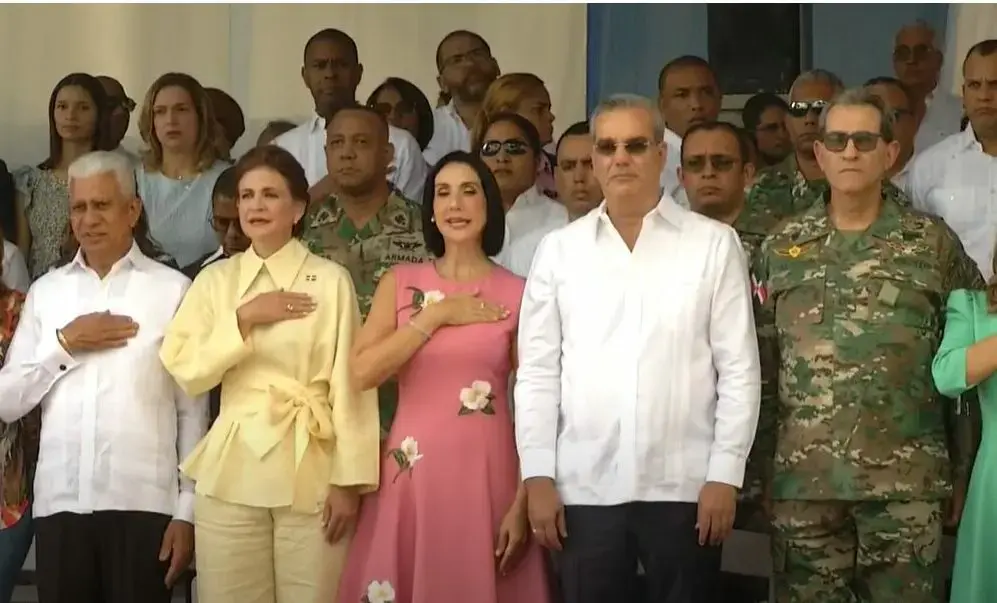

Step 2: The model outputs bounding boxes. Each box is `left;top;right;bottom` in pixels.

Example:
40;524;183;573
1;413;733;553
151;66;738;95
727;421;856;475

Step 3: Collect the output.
136;161;228;269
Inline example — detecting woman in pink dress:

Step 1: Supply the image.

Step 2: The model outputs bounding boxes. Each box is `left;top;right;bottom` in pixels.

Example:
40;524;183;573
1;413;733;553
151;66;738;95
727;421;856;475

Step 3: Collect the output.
337;150;551;603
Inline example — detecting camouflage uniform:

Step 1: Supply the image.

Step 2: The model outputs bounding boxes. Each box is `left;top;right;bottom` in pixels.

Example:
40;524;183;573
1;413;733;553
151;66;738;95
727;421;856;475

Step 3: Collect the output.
753;192;983;602
302;191;430;435
750;155;910;222
731;201;783;529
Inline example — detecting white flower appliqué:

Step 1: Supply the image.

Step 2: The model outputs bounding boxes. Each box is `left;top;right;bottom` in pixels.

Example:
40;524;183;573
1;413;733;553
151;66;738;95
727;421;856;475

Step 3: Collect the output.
421;289;445;308
458;380;496;416
362;579;396;603
387;436;424;484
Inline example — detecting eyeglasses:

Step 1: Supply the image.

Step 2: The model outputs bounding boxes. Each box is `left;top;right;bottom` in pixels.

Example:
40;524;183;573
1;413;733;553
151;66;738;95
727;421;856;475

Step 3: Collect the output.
788;100;828;118
681;154;738;173
593;138;652;156
210;215;239;233
821;131;884;153
893;44;935;63
480;139;529;157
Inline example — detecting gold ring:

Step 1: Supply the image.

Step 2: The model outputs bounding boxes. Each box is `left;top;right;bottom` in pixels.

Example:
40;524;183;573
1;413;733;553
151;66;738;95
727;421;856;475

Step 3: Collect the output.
286;304;294;312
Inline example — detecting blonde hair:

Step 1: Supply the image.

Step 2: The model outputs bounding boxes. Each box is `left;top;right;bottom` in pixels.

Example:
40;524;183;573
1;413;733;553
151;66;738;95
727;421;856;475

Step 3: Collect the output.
470;73;548;150
138;72;219;173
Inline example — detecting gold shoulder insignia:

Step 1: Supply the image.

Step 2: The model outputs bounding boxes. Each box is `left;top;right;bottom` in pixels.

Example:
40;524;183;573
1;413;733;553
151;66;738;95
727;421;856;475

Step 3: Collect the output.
774;243;809;259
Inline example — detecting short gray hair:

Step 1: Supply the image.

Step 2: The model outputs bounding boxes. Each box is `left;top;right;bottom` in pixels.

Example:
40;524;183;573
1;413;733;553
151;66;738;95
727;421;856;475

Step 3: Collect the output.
818;87;896;142
789;69;845;98
589;94;666;142
896;20;938;48
67;151;137;199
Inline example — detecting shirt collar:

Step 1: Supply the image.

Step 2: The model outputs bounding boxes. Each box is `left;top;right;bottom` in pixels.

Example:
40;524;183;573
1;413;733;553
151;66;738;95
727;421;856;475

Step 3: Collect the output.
66;240;150;278
237;238;309;297
593;191;685;236
508;185;547;213
201;246;226;268
309;112;325;133
957;125;982;152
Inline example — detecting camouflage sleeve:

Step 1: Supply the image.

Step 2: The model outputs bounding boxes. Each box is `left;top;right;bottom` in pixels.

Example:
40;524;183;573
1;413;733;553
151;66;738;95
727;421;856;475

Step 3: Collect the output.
939;224;985;497
750;237;780;488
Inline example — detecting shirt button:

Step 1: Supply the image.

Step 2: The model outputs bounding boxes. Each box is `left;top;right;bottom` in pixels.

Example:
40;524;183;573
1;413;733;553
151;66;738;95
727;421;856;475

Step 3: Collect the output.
58;364;66;371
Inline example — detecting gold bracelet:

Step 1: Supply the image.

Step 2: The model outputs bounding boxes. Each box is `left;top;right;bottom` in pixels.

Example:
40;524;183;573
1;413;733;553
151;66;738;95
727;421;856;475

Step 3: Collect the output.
56;328;69;351
408;319;431;340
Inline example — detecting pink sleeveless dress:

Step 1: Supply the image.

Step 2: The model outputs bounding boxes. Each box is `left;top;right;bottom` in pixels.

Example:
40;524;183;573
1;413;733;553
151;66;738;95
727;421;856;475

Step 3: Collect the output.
337;262;552;603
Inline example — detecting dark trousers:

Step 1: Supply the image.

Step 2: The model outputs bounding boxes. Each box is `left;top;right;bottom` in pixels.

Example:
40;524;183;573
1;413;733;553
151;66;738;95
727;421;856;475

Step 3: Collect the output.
35;510;173;603
0;507;34;603
558;502;723;603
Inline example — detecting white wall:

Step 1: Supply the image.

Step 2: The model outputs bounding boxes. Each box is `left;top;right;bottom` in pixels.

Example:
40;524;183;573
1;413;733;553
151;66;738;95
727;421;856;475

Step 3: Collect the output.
0;3;588;168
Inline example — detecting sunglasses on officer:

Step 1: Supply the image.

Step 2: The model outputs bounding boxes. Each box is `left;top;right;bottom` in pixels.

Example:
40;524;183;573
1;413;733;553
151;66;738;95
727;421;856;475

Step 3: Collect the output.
820;131;884;153
480;139;530;157
593;137;653;157
788;100;829;118
681;154;738;173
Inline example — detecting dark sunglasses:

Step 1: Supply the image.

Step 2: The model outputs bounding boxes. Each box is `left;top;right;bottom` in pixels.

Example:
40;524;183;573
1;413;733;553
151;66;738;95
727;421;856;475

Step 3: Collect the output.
210;215;240;233
681;154;738;173
788;100;828;118
893;44;935;63
821;131;883;153
593;138;652;156
481;139;529;157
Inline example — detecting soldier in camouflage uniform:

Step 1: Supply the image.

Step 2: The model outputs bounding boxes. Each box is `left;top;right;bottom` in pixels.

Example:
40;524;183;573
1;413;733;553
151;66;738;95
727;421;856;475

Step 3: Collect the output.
681;121;781;532
754;89;984;602
302;106;429;435
749;70;910;222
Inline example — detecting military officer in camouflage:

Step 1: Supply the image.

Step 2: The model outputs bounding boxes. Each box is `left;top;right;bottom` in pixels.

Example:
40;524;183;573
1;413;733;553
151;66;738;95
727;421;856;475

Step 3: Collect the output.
681;121;780;529
748;70;910;221
302;104;429;434
754;88;984;602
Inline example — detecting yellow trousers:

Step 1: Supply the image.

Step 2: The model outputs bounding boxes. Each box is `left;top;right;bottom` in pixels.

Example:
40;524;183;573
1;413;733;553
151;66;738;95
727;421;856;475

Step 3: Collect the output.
193;494;351;603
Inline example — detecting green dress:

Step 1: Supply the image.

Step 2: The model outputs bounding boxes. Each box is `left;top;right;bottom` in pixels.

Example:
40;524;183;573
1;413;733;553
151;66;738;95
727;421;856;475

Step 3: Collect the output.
933;289;997;603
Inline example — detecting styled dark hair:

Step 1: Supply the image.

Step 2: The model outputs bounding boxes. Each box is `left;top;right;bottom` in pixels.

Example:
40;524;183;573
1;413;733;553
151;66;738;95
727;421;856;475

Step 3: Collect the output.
233;145;310;237
474;111;542;158
421;151;505;258
211;166;238;201
555;120;590;156
40;73;114;170
205;87;246;148
366;77;435;150
963;39;997;75
681;121;752;165
741;93;789;132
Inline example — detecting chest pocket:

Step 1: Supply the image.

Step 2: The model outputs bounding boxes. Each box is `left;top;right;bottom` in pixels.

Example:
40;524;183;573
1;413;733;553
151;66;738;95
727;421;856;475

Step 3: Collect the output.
863;267;941;332
770;264;827;329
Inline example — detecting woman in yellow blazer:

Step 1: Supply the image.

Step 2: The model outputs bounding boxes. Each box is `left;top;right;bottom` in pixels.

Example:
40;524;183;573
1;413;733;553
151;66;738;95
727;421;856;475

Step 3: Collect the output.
159;145;380;603
933;282;997;603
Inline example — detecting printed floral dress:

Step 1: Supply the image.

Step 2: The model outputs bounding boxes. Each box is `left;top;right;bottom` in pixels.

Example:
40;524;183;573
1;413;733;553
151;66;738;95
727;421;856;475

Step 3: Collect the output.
0;289;38;529
336;262;551;603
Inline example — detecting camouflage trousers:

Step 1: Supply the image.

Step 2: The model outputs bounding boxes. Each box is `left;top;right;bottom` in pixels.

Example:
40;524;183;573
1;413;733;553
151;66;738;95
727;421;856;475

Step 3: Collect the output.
771;499;944;603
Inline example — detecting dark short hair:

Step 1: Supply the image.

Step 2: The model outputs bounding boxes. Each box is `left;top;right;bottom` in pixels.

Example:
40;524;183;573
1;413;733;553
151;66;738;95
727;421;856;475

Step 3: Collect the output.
741;93;789;131
304;28;358;64
327;103;390;140
421;151;505;258
366;77;435;150
211;166;238;201
657;55;715;92
681;121;751;165
963;39;997;75
555;120;590;156
233;146;310;237
474;112;542;158
205;87;246;146
435;30;491;71
863;76;913;105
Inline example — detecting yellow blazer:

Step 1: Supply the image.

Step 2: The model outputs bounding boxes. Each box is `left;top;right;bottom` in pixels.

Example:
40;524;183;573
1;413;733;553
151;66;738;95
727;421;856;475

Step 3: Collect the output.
159;238;379;513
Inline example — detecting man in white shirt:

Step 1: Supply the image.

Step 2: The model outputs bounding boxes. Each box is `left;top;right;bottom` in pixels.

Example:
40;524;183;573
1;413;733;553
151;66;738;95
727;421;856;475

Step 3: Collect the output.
423;30;501;166
0;151;208;603
554;121;603;221
516;94;761;603
892;21;964;152
276;28;428;203
905;39;997;280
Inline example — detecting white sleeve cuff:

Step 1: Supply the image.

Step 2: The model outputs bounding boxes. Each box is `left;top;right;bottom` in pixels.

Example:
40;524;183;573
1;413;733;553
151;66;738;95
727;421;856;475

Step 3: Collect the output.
519;449;557;481
38;329;78;376
706;451;748;488
173;490;196;524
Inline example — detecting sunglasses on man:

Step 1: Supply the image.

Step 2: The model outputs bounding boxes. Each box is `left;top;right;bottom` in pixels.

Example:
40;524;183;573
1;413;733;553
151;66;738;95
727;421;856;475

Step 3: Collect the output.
788;100;829;118
480;139;529;157
821;131;884;153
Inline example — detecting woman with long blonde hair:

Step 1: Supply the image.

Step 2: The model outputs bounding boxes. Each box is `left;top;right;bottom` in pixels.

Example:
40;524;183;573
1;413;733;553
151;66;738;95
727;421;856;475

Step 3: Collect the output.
135;72;229;272
471;74;558;199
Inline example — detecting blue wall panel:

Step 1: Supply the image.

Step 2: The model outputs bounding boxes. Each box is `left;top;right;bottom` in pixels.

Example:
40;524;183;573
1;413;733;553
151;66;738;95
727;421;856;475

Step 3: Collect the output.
586;4;949;115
